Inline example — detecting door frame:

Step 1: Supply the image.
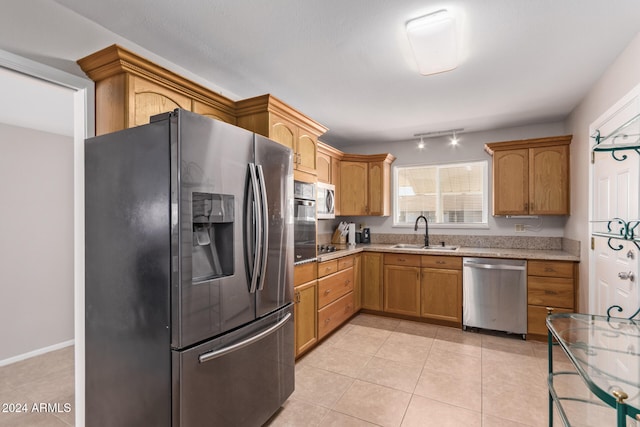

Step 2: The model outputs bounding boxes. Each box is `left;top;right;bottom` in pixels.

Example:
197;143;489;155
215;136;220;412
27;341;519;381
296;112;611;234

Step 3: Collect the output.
588;82;640;314
0;49;94;427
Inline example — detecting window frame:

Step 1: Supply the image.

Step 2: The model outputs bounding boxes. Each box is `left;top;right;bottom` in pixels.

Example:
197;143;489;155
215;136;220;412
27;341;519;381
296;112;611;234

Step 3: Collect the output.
392;160;489;229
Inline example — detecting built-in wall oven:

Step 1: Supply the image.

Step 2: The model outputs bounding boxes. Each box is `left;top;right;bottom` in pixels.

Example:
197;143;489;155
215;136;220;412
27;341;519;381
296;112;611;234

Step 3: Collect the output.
293;181;317;264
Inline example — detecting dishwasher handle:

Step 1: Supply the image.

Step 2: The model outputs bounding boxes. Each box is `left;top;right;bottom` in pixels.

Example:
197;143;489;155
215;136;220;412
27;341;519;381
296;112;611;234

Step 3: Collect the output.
463;261;526;271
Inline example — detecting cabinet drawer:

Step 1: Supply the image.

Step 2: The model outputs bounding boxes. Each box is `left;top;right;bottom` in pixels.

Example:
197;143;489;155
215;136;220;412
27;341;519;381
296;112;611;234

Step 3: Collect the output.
318;292;354;339
527;304;572;336
318;267;354;308
294;262;317;286
318;259;338;277
384;254;421;267
528;276;574;308
421;256;462;270
528;260;574;278
338;255;354;270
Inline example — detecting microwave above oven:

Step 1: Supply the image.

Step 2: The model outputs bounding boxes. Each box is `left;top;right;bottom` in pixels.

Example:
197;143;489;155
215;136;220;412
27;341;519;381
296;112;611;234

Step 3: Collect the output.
317;182;335;219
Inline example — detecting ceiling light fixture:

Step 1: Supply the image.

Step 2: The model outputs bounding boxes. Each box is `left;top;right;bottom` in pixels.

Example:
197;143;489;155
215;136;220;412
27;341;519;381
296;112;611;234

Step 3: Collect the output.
450;130;459;146
414;128;464;139
418;136;425;149
406;9;458;76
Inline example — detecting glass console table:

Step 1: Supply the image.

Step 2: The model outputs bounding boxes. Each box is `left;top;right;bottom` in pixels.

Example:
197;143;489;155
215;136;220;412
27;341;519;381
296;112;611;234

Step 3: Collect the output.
547;313;640;426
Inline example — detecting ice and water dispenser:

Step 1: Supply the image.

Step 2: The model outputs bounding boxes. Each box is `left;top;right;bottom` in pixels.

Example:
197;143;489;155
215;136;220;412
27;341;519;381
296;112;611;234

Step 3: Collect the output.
191;192;234;281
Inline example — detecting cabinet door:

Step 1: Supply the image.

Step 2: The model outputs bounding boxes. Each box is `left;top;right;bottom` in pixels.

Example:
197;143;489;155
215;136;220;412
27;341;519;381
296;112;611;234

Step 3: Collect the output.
368;161;390;216
316;151;331;183
340;161;368;215
353;254;362;312
361;252;383;310
297;131;318;174
529;145;569;215
331;157;341;215
384;265;421;316
269;115;296;152
493;149;529;215
132;76;191;127
294;281;317;357
420;268;462;324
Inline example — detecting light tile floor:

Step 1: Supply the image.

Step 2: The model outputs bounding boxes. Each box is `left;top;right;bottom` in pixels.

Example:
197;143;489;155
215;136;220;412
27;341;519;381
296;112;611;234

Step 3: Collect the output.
0;314;629;426
267;314;628;427
0;345;74;426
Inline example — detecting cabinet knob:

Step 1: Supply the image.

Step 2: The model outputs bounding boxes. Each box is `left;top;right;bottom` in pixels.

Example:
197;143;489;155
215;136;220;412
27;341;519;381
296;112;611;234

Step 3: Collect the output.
324;318;331;325
545;307;554;315
324;289;331;295
345;280;351;285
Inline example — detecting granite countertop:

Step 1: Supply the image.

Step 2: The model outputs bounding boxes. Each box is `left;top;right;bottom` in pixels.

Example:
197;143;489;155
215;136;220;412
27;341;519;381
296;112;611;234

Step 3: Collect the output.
315;243;580;263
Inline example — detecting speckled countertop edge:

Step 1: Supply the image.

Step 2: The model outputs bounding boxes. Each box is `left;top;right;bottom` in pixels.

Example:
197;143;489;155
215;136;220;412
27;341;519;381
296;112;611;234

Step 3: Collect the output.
316;244;580;263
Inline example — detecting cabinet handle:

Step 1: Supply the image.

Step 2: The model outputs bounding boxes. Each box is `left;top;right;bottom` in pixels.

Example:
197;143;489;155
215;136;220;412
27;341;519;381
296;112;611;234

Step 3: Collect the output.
544;267;555;272
398;258;406;262
325;318;331;325
324;289;331;295
436;261;445;265
345;280;351;285
295;291;301;304
345;305;351;313
544;290;557;295
524;202;529;211
546;307;554;315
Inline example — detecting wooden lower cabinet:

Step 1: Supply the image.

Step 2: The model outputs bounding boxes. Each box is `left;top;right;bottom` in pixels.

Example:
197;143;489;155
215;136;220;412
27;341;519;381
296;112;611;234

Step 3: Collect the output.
362;252;384;310
420;256;462;325
420;268;462;324
318;292;355;339
353;254;362;312
294;280;317;357
383;254;421;316
527;260;576;339
317;256;355;339
294;263;317;357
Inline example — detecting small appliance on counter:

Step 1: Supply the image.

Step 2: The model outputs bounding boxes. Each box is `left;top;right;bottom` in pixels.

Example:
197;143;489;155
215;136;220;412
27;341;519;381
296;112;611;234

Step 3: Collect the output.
361;227;371;243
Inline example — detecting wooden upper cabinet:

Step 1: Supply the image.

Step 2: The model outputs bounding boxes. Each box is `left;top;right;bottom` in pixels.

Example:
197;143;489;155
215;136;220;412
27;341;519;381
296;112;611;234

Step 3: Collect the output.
236;95;327;182
77;44;236;135
485;135;571;216
316;150;332;183
339;154;395;216
492;149;529;215
297;130;318;174
341;161;369;215
529;145;569;215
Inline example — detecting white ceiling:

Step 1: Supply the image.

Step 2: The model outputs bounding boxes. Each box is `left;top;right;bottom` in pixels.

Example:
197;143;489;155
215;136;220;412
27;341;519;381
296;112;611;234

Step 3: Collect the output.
40;1;640;147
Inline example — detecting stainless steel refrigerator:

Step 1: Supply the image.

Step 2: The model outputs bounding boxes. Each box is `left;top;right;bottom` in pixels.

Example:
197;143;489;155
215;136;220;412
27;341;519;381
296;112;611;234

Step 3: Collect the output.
85;109;294;426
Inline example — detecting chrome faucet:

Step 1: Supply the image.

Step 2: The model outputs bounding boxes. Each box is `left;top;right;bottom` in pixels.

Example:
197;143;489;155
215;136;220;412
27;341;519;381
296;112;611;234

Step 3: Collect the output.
414;215;429;247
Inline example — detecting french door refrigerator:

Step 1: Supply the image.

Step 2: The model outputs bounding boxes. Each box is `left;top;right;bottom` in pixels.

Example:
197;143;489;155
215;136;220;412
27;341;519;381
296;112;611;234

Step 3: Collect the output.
85;109;294;426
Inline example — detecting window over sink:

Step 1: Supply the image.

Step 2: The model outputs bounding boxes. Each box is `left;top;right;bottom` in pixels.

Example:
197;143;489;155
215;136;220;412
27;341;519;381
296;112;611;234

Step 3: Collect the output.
393;161;488;228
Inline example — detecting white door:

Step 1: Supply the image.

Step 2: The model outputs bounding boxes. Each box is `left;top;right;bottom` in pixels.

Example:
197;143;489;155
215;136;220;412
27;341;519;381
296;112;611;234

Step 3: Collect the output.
590;92;640;318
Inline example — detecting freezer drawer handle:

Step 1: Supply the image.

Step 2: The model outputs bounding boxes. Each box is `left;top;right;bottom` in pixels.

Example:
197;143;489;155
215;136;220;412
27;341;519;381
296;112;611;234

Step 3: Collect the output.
463;261;526;271
198;313;292;364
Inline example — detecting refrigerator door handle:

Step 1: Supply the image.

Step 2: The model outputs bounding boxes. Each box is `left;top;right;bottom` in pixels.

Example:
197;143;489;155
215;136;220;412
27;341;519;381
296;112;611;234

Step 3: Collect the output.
248;163;263;294
256;164;269;291
198;312;292;363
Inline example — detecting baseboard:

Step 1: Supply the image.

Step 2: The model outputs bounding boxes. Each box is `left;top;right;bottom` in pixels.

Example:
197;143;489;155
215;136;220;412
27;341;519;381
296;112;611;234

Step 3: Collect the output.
0;339;74;367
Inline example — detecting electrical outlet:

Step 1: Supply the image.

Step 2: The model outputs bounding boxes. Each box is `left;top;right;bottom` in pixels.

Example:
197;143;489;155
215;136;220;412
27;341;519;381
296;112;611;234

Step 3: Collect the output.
515;224;525;232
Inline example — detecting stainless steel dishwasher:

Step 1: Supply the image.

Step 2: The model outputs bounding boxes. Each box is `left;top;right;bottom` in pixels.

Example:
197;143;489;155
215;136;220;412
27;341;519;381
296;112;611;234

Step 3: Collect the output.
462;257;527;338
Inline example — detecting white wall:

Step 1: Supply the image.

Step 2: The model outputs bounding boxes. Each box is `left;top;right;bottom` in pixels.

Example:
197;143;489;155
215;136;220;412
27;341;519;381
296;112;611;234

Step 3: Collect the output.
330;121;567;236
566;32;640;312
0;122;74;361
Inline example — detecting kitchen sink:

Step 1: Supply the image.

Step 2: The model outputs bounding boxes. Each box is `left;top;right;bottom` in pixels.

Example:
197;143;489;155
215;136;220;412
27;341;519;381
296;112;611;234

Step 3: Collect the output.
391;244;459;251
